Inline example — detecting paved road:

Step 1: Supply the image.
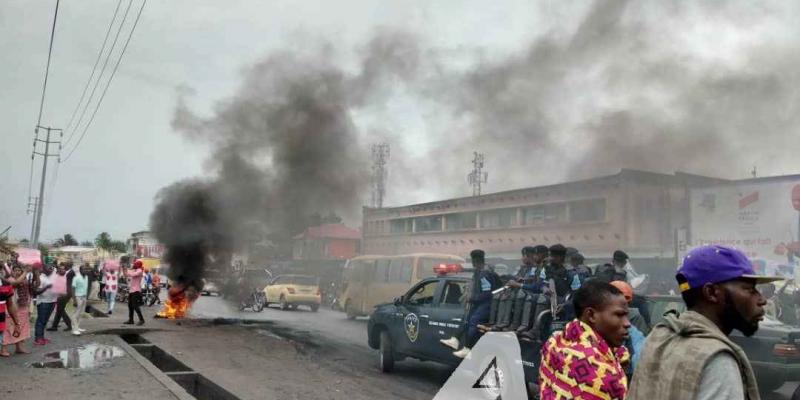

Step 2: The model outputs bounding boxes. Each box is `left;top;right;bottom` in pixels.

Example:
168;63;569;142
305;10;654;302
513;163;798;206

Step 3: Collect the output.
190;295;799;400
190;295;455;397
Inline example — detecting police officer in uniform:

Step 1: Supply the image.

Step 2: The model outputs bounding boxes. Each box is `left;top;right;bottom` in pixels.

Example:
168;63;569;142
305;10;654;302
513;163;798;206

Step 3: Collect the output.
595;250;629;283
452;249;501;358
518;244;571;341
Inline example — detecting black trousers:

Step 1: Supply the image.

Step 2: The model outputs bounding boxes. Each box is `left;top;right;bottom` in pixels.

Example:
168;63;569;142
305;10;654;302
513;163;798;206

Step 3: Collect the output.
128;291;144;323
51;295;72;329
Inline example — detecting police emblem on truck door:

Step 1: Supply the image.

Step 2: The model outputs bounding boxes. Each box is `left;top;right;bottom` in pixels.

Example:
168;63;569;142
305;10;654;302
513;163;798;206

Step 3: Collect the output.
404;313;420;342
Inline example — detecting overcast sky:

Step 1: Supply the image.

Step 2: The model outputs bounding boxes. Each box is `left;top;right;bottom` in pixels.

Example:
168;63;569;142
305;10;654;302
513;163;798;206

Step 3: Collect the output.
1;0;542;243
2;1;798;244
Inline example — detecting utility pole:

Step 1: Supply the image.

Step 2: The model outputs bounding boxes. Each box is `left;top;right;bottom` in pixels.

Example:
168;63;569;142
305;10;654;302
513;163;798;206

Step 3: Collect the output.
467;151;488;196
371;143;390;208
27;196;39;244
30;126;62;247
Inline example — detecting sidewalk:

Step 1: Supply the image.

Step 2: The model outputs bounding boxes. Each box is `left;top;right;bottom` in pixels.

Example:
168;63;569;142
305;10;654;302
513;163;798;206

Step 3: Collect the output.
0;298;186;400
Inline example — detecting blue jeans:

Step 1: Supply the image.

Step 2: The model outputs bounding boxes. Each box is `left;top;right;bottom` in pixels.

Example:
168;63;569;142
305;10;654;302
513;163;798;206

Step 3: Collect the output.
35;302;56;340
466;302;491;348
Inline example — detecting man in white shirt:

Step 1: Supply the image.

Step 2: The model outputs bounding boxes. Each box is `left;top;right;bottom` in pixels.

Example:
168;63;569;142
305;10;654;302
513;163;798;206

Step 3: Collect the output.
34;263;58;345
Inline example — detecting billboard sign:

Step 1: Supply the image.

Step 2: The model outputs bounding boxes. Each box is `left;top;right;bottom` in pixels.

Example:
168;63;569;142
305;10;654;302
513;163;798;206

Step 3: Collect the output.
690;178;800;277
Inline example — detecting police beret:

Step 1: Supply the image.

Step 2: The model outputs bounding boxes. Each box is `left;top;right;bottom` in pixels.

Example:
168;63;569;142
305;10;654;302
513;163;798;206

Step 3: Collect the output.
533;245;549;254
549;244;567;256
522;246;537;255
613;250;629;261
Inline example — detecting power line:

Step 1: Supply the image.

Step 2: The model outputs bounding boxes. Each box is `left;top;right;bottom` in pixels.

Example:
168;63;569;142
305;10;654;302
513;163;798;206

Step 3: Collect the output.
62;0;146;162
35;0;60;128
64;0;133;147
63;0;124;138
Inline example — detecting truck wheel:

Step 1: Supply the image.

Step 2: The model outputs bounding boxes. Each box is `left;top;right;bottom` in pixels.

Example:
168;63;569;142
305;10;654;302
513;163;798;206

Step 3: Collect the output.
280;295;289;311
345;300;356;320
379;331;395;373
310;304;319;312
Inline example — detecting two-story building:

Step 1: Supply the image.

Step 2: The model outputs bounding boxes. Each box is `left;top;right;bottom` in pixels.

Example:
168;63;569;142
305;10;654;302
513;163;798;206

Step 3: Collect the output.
362;169;725;279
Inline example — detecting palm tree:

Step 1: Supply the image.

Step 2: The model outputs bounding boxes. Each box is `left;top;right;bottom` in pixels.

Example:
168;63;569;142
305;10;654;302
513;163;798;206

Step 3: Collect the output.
54;233;79;247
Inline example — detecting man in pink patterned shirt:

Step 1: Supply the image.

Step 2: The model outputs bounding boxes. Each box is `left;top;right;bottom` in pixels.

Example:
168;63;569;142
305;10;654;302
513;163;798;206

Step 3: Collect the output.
539;280;631;400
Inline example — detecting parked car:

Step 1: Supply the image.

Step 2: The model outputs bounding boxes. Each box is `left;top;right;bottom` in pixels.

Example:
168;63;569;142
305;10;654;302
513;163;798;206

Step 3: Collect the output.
263;274;321;311
201;279;221;296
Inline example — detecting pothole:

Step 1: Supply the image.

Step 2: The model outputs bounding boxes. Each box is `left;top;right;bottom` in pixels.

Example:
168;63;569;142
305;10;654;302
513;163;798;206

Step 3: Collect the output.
31;343;125;369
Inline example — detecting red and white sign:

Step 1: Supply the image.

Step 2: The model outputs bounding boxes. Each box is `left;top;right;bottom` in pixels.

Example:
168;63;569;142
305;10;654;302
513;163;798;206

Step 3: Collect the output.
690;177;800;267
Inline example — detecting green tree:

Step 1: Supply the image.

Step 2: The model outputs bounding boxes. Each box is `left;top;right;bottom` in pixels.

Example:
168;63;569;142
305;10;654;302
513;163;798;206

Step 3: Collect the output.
110;240;127;253
95;232;113;251
79;241;93;247
37;243;49;257
54;233;78;247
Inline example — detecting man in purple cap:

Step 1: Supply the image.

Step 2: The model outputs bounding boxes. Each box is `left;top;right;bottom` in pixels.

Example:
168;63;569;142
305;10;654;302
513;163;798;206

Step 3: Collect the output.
628;245;783;400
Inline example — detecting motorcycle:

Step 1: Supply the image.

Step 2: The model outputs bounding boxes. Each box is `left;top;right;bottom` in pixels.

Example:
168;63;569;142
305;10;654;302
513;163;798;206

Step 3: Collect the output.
239;288;265;312
142;286;159;307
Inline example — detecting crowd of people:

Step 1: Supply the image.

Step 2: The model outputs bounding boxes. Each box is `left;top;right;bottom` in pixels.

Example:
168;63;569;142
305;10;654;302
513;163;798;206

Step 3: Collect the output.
0;255;163;356
438;243;797;399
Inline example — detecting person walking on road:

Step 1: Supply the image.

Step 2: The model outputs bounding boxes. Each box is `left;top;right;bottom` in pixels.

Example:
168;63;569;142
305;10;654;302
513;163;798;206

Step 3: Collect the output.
538;280;631;400
33;263;57;345
123;260;145;326
48;262;73;332
628;245;782;400
151;272;162;304
70;264;89;336
1;263;35;355
104;261;119;315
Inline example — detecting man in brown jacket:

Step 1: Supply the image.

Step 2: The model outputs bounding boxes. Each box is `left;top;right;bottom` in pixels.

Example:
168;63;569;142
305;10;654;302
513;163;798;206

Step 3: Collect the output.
629;245;783;400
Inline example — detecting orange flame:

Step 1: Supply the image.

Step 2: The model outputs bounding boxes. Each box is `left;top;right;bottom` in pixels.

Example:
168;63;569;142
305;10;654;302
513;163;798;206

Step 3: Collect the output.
156;285;196;319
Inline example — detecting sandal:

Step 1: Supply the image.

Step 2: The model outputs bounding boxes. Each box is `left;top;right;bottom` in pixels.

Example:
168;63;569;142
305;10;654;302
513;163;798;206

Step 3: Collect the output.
15;349;30;354
0;352;11;357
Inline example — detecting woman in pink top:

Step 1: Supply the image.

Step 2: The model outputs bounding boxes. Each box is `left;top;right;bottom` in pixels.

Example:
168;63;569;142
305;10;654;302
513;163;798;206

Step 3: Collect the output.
123;260;145;325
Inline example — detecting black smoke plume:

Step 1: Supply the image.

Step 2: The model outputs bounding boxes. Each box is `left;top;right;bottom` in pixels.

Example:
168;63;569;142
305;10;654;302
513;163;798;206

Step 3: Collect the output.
150;31;419;288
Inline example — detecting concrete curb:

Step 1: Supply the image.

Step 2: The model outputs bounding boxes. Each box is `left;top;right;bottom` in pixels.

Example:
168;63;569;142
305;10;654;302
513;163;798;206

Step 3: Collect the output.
113;335;196;400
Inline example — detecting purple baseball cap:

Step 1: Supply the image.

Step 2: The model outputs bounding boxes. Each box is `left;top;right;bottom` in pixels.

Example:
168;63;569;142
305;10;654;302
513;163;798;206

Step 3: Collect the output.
677;245;783;292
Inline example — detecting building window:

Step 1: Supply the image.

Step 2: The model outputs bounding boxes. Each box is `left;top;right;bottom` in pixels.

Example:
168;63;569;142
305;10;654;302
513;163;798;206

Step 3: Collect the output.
445;212;477;231
522;203;566;225
390;218;413;234
569;198;606;223
480;208;516;229
415;216;442;232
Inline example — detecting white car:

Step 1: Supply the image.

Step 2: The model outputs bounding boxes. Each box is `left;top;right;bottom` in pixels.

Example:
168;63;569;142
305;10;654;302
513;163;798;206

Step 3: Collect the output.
201;279;221;296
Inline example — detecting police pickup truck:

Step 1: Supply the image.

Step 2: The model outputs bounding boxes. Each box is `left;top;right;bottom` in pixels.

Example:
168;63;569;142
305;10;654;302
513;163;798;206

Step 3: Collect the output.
367;264;542;383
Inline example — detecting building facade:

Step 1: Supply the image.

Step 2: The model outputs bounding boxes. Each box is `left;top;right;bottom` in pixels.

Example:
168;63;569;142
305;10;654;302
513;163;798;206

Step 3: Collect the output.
292;223;361;260
127;231;165;259
363;169;724;277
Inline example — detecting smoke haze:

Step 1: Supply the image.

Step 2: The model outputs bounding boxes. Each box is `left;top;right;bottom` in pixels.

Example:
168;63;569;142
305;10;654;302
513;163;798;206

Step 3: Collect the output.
150;0;800;284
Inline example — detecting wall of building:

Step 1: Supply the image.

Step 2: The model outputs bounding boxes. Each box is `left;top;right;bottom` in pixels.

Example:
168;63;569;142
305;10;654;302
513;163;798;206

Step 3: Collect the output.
362;171;703;263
